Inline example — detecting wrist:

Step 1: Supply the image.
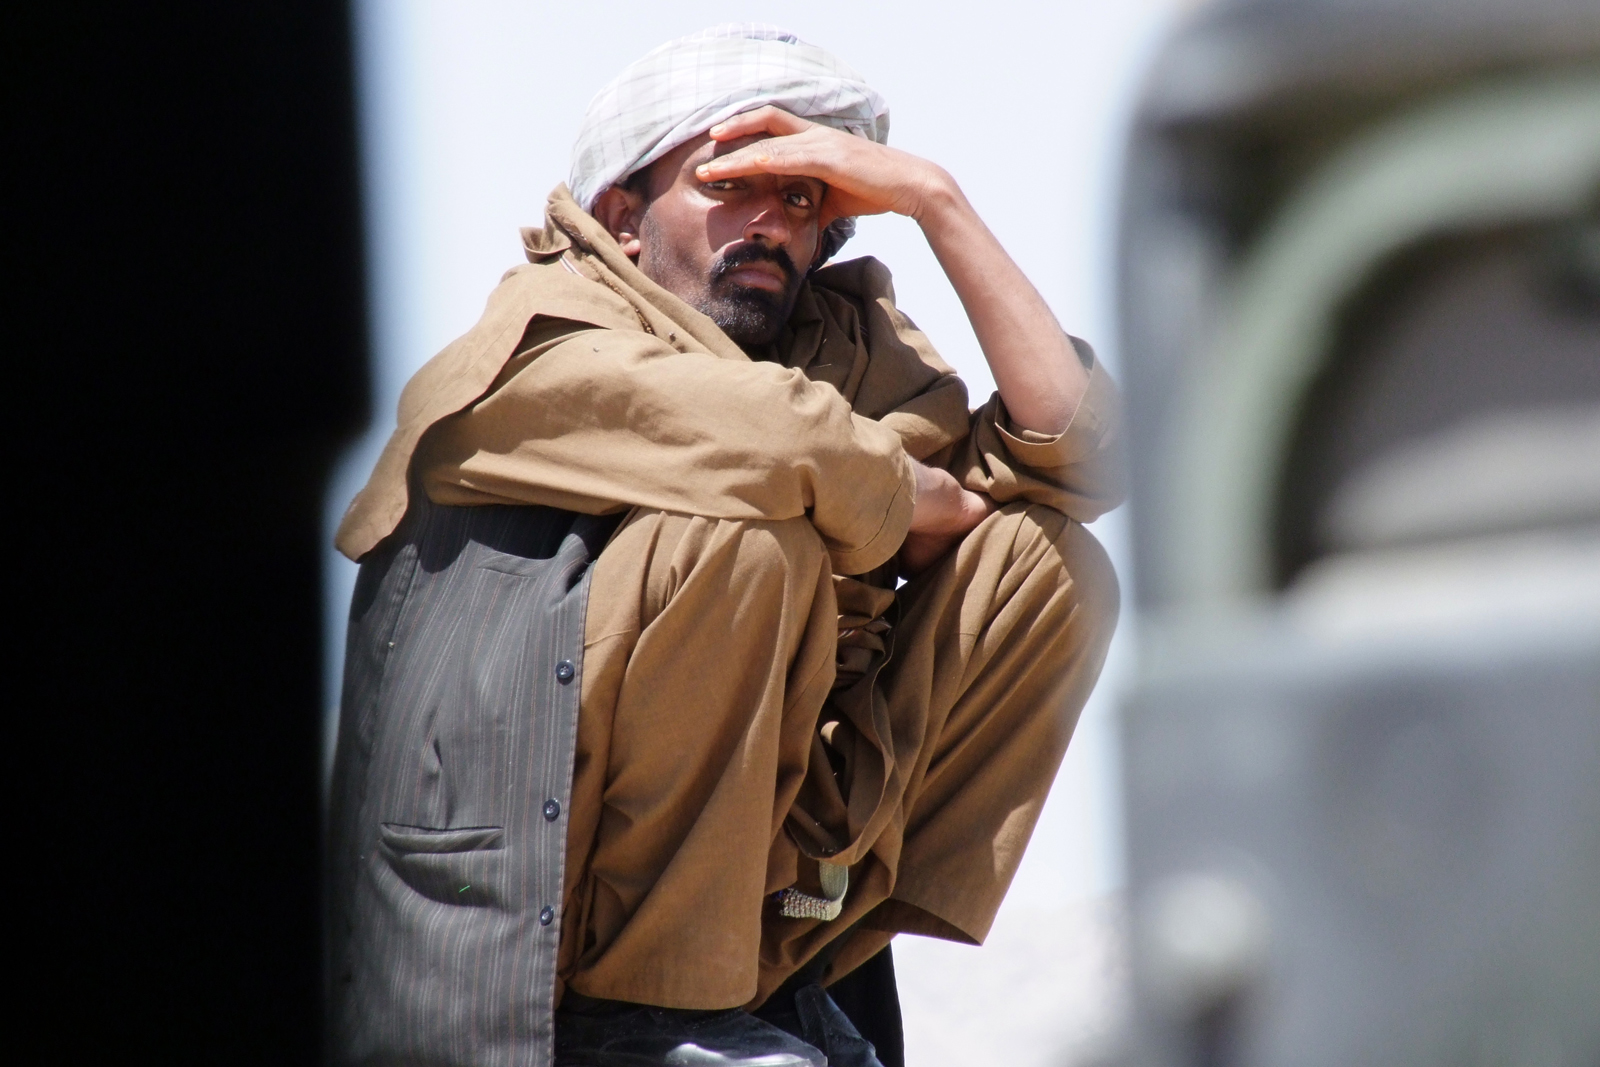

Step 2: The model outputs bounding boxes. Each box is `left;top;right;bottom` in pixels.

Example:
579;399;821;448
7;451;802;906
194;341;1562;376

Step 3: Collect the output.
909;165;964;227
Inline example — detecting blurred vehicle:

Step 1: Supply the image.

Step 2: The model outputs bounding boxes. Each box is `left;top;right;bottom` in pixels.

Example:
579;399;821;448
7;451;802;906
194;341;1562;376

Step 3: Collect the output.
1115;0;1600;1064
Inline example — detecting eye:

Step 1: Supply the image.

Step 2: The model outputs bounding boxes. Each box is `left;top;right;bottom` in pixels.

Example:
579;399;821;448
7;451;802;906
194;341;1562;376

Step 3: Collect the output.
702;179;737;192
784;191;815;210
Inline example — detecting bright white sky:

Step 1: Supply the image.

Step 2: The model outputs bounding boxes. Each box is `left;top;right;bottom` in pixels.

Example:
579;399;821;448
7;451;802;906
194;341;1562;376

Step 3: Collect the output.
327;2;1182;1059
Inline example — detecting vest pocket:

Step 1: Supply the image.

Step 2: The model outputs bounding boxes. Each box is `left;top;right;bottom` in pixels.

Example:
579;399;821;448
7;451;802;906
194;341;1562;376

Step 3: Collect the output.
378;822;504;908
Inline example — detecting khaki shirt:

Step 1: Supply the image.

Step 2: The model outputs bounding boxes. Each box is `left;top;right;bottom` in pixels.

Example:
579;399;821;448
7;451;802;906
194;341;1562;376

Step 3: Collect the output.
336;186;1124;572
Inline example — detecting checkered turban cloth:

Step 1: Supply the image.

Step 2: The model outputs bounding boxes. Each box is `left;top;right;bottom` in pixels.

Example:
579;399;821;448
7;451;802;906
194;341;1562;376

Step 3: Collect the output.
569;24;890;241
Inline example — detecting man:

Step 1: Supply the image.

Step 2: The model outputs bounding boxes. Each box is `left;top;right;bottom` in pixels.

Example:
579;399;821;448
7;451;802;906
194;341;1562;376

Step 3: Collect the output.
329;24;1122;1067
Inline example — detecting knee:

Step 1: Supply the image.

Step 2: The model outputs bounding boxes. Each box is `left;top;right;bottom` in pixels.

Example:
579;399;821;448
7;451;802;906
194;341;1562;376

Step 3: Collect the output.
737;513;831;577
1003;502;1121;638
1058;518;1120;637
608;507;830;598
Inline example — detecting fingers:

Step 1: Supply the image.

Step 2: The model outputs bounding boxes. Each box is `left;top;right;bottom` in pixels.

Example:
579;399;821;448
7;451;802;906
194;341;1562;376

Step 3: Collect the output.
697;108;841;184
696;131;831;183
899;488;995;576
694;147;778;182
708;105;812;142
693;109;924;221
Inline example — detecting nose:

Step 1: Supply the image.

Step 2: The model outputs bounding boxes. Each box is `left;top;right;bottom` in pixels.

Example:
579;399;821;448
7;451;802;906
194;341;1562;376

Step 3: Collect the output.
742;192;792;248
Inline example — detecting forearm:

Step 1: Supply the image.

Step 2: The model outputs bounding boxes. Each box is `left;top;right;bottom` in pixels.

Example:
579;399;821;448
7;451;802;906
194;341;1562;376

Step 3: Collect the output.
417;328;918;572
914;176;1089;436
695;109;1090;436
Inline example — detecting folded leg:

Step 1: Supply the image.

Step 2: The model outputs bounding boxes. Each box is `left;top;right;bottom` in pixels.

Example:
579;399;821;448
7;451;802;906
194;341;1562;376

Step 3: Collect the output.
559;509;839;1010
758;503;1120;998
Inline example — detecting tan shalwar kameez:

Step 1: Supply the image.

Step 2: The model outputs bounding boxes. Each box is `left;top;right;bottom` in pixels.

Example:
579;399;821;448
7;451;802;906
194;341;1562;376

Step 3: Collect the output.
337;186;1125;1013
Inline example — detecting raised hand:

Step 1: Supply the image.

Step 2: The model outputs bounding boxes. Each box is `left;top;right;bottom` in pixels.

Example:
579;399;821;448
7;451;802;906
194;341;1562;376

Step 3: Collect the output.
696;106;948;228
700;106;1090;438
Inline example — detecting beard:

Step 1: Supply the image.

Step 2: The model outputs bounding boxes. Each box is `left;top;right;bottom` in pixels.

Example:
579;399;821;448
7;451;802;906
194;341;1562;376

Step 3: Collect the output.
699;242;803;348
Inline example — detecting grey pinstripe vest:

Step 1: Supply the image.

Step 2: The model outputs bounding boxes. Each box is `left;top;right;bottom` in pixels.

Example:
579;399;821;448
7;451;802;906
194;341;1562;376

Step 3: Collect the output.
329;492;620;1066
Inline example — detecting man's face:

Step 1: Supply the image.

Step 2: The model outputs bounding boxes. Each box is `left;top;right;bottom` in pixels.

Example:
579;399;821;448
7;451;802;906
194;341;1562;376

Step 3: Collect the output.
598;134;825;348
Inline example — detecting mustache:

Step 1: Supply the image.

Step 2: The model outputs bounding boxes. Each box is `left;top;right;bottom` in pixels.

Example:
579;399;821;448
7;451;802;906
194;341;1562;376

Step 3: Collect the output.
710;242;799;289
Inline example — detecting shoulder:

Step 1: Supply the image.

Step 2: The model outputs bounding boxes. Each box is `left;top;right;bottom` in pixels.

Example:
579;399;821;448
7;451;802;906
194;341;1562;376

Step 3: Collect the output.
809;255;897;314
809;255;957;380
488;259;643;335
391;255;644;435
804;257;970;455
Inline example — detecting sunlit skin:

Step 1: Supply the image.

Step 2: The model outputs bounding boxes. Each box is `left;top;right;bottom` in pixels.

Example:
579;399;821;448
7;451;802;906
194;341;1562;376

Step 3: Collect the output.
593;134;824;348
592;108;1092;574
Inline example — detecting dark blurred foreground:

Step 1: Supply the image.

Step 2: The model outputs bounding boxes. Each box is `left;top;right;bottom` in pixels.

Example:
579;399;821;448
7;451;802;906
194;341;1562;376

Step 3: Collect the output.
1118;1;1600;1065
11;4;365;1059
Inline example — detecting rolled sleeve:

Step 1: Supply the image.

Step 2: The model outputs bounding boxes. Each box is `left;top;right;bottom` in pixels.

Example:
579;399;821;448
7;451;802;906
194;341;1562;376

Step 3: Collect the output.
953;356;1126;523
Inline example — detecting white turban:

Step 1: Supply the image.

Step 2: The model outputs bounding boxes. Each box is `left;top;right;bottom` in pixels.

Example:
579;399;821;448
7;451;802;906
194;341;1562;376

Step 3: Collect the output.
568;23;890;213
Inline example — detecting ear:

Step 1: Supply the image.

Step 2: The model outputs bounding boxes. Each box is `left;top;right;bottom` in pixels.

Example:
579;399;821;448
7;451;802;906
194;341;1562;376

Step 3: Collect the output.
592;183;647;258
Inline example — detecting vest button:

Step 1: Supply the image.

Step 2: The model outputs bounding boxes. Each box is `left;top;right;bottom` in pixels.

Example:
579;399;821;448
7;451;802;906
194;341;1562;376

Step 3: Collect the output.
539;905;555;926
555;660;576;684
543;799;561;821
